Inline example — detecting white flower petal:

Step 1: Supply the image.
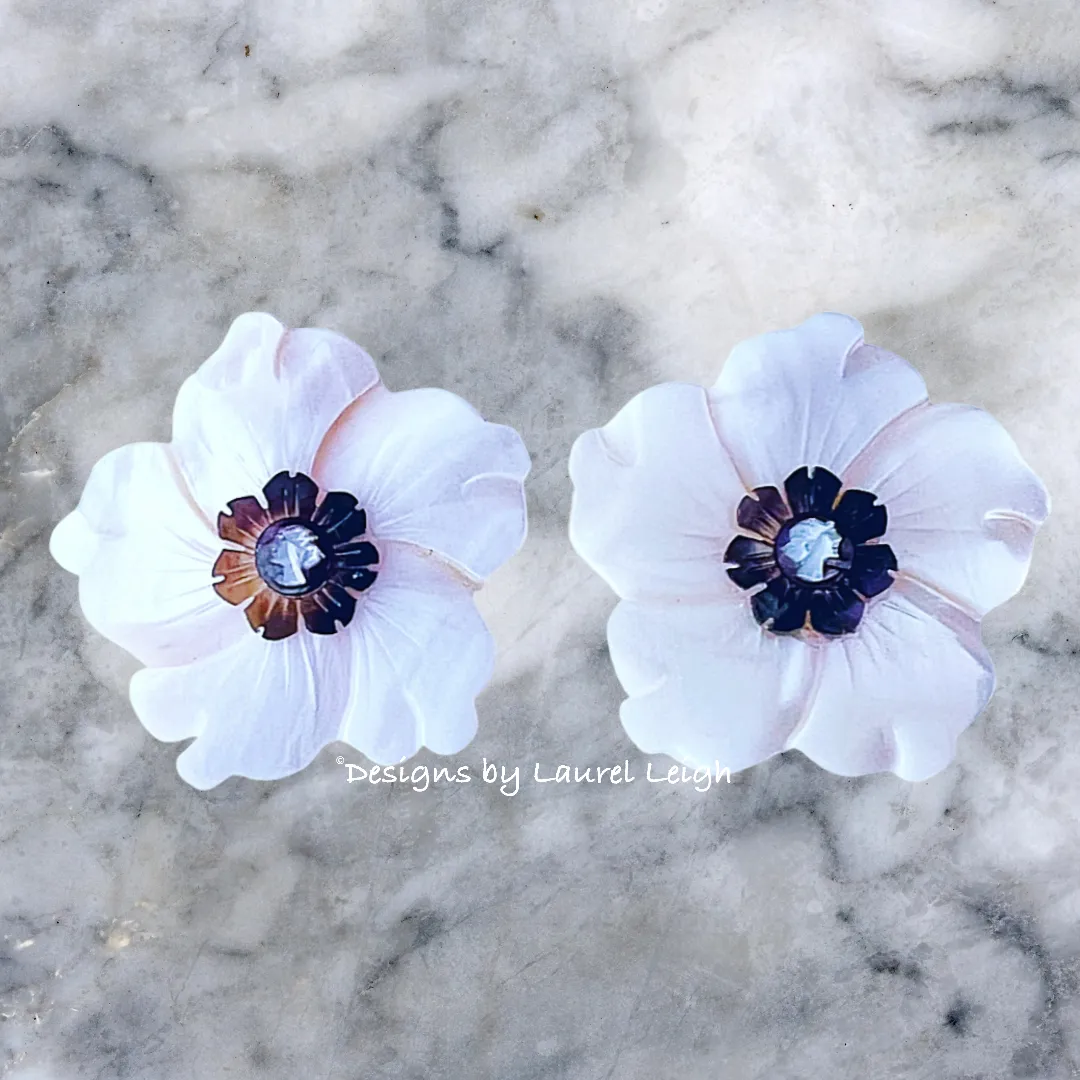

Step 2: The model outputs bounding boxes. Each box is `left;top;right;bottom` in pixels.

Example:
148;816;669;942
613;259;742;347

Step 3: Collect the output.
568;382;748;602
130;629;353;789
312;387;529;582
608;597;815;773
709;313;928;487
129;542;493;786
171;314;381;518
842;403;1049;617
336;541;493;764
49;506;100;576
788;579;994;781
50;442;247;668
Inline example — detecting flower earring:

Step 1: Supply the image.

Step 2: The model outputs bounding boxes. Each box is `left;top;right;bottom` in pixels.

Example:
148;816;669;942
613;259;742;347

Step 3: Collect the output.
51;313;531;789
568;313;1049;781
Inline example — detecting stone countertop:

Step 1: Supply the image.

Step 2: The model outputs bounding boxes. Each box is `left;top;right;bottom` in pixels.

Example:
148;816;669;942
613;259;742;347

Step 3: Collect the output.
2;1;1079;1077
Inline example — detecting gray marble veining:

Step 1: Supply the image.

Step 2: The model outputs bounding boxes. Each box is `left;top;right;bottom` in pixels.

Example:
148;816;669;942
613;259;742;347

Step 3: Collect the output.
3;0;1080;1077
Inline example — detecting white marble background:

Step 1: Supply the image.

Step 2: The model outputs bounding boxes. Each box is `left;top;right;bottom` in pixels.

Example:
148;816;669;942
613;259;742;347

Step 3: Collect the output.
3;0;1080;1076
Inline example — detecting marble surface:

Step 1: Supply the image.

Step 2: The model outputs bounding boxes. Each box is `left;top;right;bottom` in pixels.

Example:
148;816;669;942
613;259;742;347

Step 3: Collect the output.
3;0;1080;1076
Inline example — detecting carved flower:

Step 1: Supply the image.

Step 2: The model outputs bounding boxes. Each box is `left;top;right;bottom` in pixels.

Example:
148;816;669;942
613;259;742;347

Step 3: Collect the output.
569;313;1049;780
51;313;530;788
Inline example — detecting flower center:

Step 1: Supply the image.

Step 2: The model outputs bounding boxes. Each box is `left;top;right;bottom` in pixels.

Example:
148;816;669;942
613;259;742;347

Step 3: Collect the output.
726;467;895;637
254;520;332;596
214;471;381;640
775;517;843;583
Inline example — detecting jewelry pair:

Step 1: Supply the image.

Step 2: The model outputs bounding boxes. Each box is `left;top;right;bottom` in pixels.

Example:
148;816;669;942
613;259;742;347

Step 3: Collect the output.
51;312;1049;789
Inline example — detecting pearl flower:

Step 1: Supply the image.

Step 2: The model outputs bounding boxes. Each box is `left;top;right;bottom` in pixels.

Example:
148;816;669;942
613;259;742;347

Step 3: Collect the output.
568;313;1049;781
51;313;530;789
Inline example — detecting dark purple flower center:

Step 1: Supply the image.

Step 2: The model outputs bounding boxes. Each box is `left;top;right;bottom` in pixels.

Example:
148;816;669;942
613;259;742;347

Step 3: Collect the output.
254;520;333;596
213;470;380;640
774;518;853;583
724;465;896;637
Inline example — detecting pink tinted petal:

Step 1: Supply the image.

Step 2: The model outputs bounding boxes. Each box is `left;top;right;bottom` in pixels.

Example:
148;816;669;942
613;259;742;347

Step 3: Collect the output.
171;314;381;518
49;442;247;668
709;313;928;488
842;403;1049;617
130;542;494;785
313;387;529;582
788;579;994;781
608;597;815;773
337;541;493;764
568;382;748;602
130;628;352;789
